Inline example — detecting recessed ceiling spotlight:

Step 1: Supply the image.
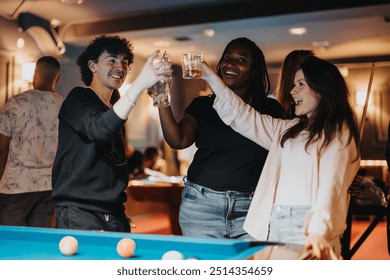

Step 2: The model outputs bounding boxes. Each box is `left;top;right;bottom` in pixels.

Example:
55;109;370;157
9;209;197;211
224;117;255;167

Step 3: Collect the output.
61;0;84;5
312;40;330;48
16;37;25;48
288;27;307;35
203;28;215;38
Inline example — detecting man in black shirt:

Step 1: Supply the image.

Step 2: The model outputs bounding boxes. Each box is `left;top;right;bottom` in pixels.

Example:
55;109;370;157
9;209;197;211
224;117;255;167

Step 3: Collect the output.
52;35;172;232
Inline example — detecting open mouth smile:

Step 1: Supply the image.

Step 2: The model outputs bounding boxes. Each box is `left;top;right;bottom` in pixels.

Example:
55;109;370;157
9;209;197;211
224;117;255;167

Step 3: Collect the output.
223;69;239;76
109;72;124;80
294;98;303;105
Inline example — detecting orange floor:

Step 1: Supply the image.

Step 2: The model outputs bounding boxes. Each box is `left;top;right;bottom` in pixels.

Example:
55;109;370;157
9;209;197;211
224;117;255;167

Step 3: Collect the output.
131;212;389;260
349;220;389;260
131;212;172;235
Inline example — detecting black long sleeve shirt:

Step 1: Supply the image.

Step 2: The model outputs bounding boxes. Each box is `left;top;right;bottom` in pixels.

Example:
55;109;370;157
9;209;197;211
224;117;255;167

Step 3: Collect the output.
52;87;128;213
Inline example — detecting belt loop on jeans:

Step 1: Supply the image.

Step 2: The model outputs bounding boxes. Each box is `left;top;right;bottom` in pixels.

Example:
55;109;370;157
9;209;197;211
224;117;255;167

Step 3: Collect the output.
189;179;205;195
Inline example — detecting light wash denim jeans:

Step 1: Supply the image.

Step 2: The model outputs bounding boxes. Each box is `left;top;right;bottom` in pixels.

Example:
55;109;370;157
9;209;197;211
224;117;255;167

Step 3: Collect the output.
268;205;341;256
268;205;310;245
179;177;253;239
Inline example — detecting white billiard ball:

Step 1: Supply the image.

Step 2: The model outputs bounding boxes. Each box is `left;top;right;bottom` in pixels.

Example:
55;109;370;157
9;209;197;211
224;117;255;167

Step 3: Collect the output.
59;236;78;256
161;250;184;260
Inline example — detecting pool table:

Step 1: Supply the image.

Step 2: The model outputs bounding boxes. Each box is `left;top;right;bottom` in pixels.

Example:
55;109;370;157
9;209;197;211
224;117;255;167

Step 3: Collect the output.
0;225;302;260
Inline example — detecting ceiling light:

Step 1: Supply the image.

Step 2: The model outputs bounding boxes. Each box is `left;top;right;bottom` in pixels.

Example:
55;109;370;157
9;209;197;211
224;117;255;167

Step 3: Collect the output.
17;37;25;48
203;28;215;38
288;27;307;35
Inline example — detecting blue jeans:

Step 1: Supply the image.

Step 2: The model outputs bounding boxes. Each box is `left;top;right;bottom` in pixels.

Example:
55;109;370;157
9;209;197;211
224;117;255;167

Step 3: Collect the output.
179;177;253;239
268;205;341;256
268;205;310;245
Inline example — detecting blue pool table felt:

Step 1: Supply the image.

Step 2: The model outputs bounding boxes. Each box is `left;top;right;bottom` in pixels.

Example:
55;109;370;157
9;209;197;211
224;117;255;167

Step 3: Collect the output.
0;225;269;260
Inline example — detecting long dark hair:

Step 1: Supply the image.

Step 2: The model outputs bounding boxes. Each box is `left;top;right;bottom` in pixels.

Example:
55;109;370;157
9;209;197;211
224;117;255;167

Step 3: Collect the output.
281;56;360;156
216;37;270;112
276;50;314;118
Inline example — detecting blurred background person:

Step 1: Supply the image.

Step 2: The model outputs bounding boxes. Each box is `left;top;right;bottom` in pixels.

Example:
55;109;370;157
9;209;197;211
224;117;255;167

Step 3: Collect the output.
128;146;168;179
0;56;63;227
143;146;167;174
126;146;144;179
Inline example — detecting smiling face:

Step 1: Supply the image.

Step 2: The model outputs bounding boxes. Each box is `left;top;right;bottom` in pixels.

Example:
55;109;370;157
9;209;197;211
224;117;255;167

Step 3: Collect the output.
89;51;129;93
290;69;321;118
219;41;254;100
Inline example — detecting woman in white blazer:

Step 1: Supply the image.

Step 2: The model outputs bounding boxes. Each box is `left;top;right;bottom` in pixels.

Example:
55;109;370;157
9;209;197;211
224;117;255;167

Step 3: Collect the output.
201;56;360;259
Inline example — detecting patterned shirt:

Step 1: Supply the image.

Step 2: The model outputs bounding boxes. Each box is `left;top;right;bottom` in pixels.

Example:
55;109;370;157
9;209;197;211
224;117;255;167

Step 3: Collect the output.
0;89;64;194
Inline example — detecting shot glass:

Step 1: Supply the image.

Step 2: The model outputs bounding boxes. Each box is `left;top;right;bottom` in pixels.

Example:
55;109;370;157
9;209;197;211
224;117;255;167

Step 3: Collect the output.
147;52;172;107
181;52;203;79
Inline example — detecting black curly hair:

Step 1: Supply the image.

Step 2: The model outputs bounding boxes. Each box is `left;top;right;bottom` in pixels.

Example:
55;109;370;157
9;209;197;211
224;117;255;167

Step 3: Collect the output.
76;35;134;86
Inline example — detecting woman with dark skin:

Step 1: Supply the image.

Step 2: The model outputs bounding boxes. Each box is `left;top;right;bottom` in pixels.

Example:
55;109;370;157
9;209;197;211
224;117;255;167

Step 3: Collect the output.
154;37;284;239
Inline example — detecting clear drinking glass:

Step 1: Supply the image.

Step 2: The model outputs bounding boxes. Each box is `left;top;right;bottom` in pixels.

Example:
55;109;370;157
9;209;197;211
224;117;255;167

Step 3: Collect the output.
147;52;172;107
181;52;203;79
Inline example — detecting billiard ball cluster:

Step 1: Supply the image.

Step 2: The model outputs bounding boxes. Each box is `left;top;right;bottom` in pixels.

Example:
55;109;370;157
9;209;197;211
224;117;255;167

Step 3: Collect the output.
58;236;198;259
58;236;137;258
